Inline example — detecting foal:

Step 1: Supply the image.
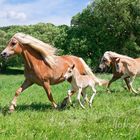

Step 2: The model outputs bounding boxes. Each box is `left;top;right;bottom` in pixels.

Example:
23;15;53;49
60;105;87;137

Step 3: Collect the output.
64;64;98;109
114;57;140;94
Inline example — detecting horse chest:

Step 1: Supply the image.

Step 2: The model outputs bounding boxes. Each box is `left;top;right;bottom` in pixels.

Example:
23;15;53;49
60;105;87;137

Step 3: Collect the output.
24;69;46;85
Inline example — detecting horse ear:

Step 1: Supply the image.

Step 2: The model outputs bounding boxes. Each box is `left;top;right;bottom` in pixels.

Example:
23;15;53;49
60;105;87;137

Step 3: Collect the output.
116;58;120;63
71;64;75;69
113;57;120;63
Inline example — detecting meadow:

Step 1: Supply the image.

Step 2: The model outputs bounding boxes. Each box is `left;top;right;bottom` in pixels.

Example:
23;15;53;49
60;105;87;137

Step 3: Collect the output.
0;68;140;140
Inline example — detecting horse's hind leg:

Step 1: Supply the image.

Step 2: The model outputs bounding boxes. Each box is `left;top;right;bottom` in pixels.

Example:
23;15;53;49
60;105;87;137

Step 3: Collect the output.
89;86;96;108
43;82;57;108
77;88;85;109
129;76;138;94
81;89;89;105
67;89;75;104
9;79;33;112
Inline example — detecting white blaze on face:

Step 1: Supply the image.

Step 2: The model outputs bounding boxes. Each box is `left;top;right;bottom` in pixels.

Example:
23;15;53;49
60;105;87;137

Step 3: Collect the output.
104;53;111;62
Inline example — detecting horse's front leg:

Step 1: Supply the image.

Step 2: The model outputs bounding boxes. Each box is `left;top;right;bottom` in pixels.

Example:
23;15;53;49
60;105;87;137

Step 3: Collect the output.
124;77;131;91
107;76;120;92
43;82;57;108
67;89;75;104
60;89;75;108
9;79;33;112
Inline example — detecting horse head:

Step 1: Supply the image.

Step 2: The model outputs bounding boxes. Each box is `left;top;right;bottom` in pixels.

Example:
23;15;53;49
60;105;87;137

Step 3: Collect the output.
1;37;23;59
98;51;112;72
64;64;75;80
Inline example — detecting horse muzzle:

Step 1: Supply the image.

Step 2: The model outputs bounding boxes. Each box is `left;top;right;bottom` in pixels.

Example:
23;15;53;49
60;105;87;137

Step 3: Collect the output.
1;52;9;59
97;67;103;72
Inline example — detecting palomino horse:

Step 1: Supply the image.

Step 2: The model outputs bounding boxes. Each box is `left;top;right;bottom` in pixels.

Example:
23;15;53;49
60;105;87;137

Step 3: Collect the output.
63;64;107;109
113;57;140;94
1;33;107;112
99;51;140;91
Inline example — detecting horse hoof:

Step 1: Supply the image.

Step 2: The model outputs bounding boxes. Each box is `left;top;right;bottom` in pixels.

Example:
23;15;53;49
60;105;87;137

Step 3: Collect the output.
106;90;111;94
89;103;92;108
80;104;85;109
9;105;15;112
81;106;85;109
52;104;58;109
8;108;15;113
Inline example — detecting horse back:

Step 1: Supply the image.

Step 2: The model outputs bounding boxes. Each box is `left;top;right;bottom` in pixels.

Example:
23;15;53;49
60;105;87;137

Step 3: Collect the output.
60;55;86;75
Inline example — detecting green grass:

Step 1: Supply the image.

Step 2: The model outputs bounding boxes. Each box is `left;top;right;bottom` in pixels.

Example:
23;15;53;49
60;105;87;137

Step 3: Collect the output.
0;70;140;140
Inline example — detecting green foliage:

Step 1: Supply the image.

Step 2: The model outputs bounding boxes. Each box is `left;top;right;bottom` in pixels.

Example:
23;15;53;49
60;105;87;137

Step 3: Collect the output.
0;0;140;69
70;0;140;66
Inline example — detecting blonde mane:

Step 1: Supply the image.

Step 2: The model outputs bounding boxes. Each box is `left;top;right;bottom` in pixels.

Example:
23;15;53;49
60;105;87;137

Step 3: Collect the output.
105;51;134;60
13;32;57;66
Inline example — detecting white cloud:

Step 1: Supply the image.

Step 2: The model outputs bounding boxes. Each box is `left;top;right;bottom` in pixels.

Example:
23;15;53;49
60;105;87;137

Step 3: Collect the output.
41;15;71;26
5;11;27;21
0;0;89;27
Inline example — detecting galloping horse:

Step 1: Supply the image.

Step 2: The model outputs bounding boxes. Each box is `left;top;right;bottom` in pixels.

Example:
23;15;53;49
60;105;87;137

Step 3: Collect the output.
98;51;140;91
1;33;106;112
63;64;106;109
113;57;140;94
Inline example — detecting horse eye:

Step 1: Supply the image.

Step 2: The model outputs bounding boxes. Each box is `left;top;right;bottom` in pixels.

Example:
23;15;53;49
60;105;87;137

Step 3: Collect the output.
69;70;72;73
103;59;106;62
11;42;16;46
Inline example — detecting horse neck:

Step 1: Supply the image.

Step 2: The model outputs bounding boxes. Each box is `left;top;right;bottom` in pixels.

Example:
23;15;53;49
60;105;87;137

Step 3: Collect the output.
72;68;81;84
120;58;134;66
21;45;43;69
111;61;117;72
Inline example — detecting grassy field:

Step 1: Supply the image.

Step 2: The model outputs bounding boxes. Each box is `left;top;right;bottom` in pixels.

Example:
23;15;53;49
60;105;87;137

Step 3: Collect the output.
0;68;140;140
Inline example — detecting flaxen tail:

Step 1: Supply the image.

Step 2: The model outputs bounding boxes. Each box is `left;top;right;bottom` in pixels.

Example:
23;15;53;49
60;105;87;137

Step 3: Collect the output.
79;58;108;86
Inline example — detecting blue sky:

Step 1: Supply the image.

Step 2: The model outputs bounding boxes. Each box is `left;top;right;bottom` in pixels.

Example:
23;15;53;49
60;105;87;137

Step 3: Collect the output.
0;0;90;27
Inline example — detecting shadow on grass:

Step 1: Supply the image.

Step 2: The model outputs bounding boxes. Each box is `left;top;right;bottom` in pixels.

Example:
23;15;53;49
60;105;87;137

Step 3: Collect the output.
1;102;69;116
0;67;24;75
16;101;72;112
16;103;52;112
0;103;52;116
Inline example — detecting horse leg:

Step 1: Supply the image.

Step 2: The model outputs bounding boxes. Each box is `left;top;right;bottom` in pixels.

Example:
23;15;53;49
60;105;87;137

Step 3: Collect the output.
129;76;138;94
68;90;86;102
43;82;57;108
60;88;76;108
67;89;74;104
124;77;131;91
81;89;89;105
67;90;87;105
89;86;96;108
107;76;120;92
77;88;85;109
121;74;137;94
9;79;33;112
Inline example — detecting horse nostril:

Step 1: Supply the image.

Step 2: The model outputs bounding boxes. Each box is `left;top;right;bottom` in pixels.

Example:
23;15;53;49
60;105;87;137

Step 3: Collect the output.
97;67;102;72
1;52;7;57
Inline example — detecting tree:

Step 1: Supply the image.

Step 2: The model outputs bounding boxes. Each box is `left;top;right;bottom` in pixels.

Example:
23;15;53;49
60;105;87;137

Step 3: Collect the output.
70;0;140;67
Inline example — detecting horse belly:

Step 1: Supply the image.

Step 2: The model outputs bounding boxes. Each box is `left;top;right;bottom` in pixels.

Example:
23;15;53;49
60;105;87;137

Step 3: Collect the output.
50;78;65;85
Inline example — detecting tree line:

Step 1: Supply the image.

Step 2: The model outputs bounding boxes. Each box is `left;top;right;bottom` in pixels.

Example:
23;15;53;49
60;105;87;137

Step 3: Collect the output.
0;0;140;71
